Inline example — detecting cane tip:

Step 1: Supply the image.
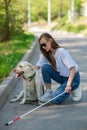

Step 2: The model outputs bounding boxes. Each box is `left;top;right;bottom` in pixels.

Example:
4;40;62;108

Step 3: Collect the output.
5;123;8;126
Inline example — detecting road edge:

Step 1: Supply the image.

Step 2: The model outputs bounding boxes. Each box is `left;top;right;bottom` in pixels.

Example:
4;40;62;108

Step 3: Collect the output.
0;36;38;110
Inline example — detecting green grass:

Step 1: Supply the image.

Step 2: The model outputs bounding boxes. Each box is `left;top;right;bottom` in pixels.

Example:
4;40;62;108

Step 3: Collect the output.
0;32;35;83
52;17;87;35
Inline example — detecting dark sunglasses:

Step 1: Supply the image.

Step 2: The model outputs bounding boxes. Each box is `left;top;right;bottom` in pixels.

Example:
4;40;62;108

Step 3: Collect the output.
40;43;47;48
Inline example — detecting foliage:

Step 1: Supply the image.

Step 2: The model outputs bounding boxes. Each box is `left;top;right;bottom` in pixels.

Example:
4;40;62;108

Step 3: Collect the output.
52;17;87;35
75;0;82;15
0;32;34;82
0;0;83;41
30;0;71;21
0;0;28;41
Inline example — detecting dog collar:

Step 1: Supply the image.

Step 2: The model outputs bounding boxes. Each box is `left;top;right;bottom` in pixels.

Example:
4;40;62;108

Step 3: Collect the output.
28;72;36;81
23;72;36;81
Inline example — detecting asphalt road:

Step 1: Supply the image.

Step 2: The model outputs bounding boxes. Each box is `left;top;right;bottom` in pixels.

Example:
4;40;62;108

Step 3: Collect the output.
0;31;87;130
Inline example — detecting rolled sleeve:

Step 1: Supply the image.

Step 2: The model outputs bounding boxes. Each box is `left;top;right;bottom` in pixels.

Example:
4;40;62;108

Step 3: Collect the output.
59;48;78;70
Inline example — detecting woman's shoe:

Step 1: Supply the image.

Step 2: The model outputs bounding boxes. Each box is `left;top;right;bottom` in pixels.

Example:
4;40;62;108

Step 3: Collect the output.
39;89;52;102
72;86;82;101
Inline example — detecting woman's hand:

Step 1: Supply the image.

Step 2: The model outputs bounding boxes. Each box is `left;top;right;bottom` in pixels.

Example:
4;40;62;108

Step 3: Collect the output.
34;65;40;70
65;85;71;93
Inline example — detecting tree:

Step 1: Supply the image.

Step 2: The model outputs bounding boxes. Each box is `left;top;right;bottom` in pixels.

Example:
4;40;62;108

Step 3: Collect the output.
0;0;28;42
4;0;11;41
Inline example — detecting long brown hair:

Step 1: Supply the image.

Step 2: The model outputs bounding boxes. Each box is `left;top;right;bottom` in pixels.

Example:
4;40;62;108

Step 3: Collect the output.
39;33;61;70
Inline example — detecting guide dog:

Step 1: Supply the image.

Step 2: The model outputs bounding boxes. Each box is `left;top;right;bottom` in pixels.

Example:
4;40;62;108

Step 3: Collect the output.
10;61;44;104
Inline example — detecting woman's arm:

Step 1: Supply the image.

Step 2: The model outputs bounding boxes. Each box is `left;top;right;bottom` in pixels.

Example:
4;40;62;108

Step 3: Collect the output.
65;67;75;93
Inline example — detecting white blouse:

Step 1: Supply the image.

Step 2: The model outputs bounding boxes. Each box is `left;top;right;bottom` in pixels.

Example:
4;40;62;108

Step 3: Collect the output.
36;48;79;77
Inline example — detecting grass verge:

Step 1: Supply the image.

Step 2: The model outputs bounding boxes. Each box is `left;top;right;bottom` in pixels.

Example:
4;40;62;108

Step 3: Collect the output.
0;32;35;83
52;17;87;35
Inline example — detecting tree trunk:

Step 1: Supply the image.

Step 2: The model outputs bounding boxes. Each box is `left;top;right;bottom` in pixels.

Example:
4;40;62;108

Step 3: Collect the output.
59;0;64;18
4;0;11;41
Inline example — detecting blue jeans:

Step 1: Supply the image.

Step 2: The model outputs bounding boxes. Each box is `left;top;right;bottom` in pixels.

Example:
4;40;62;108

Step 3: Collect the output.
41;64;80;104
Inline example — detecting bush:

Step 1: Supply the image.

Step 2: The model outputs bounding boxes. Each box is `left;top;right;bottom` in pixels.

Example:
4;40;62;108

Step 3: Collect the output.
74;24;85;33
0;32;34;83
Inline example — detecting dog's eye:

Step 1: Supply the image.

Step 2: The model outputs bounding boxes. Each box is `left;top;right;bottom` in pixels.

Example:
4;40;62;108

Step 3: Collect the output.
28;64;33;70
19;65;22;68
28;64;32;67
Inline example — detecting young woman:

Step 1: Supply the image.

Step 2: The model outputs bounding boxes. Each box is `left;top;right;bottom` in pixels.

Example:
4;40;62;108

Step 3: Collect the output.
35;33;82;104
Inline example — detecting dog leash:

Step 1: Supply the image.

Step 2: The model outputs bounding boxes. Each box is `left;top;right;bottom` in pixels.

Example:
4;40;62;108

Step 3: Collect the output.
5;91;66;126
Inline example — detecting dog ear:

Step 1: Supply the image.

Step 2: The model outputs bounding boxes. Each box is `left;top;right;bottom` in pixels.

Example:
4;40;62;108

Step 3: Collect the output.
19;65;22;68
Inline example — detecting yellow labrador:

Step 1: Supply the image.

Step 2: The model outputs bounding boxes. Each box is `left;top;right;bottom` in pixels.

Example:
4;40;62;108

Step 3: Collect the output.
10;61;44;104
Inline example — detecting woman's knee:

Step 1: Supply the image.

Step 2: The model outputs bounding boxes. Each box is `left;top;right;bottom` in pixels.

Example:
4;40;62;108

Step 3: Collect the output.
41;64;52;83
41;64;51;73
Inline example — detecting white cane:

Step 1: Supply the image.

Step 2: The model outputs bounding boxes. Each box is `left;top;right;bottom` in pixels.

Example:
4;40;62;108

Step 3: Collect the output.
5;91;66;126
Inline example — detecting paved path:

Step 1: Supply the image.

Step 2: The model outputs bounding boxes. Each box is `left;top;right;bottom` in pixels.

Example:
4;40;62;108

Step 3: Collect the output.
0;31;87;130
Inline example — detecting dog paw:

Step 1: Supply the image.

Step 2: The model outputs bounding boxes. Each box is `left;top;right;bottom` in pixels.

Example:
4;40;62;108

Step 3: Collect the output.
20;100;26;104
10;99;15;103
10;98;20;103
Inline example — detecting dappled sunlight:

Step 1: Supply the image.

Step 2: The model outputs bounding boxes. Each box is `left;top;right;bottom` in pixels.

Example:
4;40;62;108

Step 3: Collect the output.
80;71;87;76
